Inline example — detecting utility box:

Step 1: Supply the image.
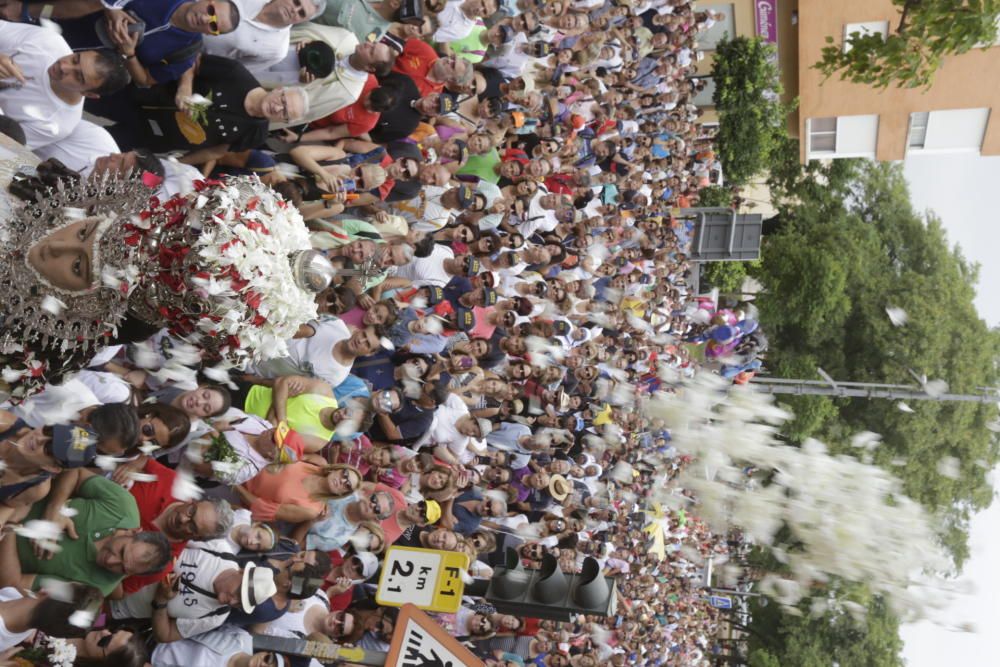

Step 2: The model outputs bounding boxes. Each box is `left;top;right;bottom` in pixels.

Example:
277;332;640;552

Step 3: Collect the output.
681;208;762;261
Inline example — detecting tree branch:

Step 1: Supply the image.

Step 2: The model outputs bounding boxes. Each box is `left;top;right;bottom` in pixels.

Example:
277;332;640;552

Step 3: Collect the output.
896;0;922;34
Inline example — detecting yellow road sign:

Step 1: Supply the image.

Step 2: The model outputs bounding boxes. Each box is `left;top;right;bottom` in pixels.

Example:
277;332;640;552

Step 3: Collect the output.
376;546;469;613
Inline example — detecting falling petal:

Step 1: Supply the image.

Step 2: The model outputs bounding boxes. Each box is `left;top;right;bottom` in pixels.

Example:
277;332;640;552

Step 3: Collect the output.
14;520;63;542
936;456;961;480
171;470;203;501
886;306;908;326
923;379;949;398
40;295;66;315
68;609;95;628
897;401;915;413
139;442;162;456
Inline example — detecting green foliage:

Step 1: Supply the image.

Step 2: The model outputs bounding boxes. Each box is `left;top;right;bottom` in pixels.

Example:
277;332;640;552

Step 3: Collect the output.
814;0;1000;89
710;36;791;186
746;587;905;667
766;135;862;213
695;185;733;208
699;260;760;294
750;156;1000;570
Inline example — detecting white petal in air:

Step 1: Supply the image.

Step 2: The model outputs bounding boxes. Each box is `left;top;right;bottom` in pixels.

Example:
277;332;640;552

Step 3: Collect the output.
885;307;909;326
41;295;66;315
897;401;915;413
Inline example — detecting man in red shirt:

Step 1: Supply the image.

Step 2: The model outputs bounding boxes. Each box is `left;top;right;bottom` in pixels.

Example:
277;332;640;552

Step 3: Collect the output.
121;458;234;593
391;38;473;96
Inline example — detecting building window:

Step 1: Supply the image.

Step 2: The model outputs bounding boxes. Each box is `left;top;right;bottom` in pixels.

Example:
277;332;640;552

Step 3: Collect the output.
908;112;929;149
807;115;879;160
697;3;735;50
808;117;837;154
843;21;889;52
906;108;990;154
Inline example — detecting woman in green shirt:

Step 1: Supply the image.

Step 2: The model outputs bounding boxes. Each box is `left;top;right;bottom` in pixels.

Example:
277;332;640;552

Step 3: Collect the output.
243;375;351;453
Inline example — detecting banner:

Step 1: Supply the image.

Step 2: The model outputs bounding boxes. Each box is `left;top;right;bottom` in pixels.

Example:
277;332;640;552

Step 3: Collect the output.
754;0;778;44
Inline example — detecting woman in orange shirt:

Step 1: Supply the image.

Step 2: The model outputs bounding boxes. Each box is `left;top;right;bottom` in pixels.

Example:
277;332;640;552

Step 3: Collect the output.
236;461;363;524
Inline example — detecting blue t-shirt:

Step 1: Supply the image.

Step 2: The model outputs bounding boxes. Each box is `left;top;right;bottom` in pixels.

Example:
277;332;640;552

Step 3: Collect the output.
59;0;201;83
452;488;484;535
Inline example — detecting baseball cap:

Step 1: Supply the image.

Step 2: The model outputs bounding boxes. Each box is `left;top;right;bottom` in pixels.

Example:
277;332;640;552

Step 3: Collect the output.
424;499;442;524
50;424;99;469
438;92;459;114
354;552;379;581
424;286;446;305
455;184;475;208
452;139;469;165
481;287;498;306
463;256;482;276
454;306;476;331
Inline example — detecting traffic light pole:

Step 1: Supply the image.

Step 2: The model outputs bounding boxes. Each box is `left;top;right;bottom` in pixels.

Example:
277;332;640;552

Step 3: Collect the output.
750;377;999;404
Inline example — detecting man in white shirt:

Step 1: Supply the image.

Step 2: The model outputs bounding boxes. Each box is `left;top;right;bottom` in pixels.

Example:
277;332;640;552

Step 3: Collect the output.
268;24;396;128
417;393;490;464
0;22;130;149
205;0;325;71
110;548;276;641
394;244;473;287
32;120;119;174
432;0;497;43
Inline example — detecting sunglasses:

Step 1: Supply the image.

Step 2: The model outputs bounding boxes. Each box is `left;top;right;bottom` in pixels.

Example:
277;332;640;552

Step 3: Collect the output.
206;3;220;34
370;494;389;519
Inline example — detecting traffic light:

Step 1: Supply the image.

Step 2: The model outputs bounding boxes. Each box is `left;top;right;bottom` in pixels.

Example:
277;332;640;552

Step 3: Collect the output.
485;549;617;621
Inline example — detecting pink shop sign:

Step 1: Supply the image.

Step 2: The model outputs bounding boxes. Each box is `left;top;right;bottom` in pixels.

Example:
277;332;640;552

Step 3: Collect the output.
754;0;778;43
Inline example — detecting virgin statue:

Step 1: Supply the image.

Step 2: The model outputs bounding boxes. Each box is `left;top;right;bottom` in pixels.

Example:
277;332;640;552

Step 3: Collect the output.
0;135;335;401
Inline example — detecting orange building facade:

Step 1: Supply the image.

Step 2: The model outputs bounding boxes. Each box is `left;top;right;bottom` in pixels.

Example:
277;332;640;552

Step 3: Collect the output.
796;0;1000;161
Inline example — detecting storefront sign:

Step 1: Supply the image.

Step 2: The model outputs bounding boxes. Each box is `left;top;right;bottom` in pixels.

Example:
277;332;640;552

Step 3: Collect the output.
754;0;778;44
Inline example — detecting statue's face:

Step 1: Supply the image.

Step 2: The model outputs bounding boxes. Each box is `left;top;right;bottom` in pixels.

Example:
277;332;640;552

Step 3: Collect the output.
26;216;102;293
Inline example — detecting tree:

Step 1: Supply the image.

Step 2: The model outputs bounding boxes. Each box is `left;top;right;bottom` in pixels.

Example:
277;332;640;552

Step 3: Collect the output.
750;156;1000;569
710;36;791;186
746;587;905;667
815;0;1000;89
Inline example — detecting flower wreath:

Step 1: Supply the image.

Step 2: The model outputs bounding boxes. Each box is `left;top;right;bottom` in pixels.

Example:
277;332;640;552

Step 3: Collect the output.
125;177;321;365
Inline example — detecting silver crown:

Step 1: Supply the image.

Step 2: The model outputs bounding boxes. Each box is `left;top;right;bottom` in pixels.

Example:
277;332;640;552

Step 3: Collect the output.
0;174;152;356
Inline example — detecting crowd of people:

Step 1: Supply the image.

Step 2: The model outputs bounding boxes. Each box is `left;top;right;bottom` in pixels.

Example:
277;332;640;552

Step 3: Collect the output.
0;0;745;665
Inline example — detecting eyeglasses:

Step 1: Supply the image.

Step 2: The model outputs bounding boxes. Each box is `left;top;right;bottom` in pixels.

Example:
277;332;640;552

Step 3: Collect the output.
291;0;309;19
178;503;199;535
277;90;290;123
206;3;220;34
